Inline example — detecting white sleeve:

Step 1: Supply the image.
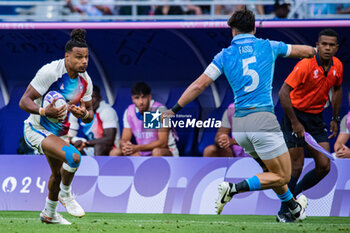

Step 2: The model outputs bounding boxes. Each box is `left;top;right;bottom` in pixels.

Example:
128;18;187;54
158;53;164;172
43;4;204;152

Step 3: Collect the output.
122;109;130;128
221;109;230;128
340;115;349;134
30;64;57;95
204;63;222;81
100;108;118;129
68;113;79;137
82;73;93;102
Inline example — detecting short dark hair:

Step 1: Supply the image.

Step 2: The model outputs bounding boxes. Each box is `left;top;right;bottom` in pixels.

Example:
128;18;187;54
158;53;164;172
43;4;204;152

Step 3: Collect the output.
93;85;101;97
131;82;151;96
65;29;88;52
318;28;339;42
227;10;255;33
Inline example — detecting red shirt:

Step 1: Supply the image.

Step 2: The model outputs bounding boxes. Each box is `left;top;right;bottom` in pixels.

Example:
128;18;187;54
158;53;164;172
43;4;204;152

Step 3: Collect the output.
284;54;343;114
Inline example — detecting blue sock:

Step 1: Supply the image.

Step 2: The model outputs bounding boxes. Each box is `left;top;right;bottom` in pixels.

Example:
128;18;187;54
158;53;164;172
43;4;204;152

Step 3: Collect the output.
246;176;261;191
277;189;299;212
279;176;298;214
277;189;293;202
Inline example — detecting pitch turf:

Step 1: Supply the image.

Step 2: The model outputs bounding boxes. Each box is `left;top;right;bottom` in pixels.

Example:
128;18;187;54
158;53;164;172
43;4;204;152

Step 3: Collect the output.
0;212;349;233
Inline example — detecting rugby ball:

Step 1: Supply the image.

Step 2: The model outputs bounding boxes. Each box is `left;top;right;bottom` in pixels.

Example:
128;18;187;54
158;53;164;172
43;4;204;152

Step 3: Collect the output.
43;91;67;123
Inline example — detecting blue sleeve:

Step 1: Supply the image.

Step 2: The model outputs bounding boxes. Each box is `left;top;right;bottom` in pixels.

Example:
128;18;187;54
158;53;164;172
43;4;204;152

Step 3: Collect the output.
269;40;291;59
212;49;224;73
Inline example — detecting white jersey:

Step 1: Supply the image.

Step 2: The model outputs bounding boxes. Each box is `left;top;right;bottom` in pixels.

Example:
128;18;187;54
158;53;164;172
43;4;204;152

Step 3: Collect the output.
68;100;120;146
26;58;93;136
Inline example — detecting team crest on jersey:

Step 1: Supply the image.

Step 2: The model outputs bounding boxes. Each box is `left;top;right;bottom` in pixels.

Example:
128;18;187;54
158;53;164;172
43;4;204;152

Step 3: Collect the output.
313;70;319;78
333;70;336;76
60;83;64;90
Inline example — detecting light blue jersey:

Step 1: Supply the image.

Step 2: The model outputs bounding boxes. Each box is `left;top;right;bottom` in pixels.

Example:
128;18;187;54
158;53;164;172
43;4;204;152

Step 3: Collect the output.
208;34;291;117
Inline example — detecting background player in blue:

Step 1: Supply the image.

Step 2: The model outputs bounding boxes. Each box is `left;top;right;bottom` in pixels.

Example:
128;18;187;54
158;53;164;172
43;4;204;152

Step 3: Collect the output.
19;29;94;224
163;10;316;221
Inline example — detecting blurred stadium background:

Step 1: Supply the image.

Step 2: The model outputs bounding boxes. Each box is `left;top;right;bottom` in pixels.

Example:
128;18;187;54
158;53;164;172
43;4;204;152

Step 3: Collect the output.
0;1;349;228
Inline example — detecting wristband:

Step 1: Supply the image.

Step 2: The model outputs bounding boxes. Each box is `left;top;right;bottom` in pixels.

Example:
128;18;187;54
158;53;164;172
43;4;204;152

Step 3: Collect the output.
39;107;46;116
171;102;183;114
82;110;89;120
332;116;340;123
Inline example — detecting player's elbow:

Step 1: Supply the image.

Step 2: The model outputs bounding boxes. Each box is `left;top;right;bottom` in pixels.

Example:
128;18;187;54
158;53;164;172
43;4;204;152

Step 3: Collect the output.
19;97;26;111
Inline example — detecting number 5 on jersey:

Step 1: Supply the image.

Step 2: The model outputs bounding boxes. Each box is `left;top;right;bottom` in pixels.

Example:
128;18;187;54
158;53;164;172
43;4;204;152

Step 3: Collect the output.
243;56;259;92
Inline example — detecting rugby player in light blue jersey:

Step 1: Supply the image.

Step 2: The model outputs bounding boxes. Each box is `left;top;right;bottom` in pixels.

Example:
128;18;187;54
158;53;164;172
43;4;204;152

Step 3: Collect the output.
163;10;316;222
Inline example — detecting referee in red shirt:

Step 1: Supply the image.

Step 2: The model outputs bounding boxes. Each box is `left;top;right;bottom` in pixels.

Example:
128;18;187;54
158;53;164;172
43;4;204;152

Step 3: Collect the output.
277;29;343;222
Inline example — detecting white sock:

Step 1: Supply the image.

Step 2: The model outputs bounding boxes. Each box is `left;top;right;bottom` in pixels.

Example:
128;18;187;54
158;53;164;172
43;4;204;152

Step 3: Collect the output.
59;183;71;197
44;197;58;216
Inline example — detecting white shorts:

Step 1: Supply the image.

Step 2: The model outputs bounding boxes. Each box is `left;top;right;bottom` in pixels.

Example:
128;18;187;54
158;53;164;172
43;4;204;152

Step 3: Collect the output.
23;120;69;154
232;112;288;160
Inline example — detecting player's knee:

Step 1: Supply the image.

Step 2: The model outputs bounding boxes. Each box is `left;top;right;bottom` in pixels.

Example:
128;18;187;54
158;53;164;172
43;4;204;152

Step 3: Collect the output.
276;172;290;186
110;147;122;156
62;145;81;168
152;148;163;157
203;145;218;157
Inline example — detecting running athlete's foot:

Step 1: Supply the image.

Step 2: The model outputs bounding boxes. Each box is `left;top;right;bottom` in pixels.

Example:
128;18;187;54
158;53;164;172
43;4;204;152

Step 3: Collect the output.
289;194;307;221
40;210;71;225
59;192;85;217
215;182;236;215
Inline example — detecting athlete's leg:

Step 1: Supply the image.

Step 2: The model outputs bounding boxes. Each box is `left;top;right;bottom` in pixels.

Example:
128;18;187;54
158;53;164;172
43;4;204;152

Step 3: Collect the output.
42;135;79;195
288;147;305;193
152;147;172;156
41;135;84;217
45;156;63;202
294;142;330;196
278;147;304;215
203;145;234;157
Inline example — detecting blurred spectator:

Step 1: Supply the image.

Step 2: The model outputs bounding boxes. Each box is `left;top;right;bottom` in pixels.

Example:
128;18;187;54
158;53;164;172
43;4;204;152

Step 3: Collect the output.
203;103;249;157
337;4;350;14
65;0;115;16
334;93;350;159
110;82;178;157
215;4;264;16
274;0;290;18
68;85;120;156
309;3;337;17
154;0;202;15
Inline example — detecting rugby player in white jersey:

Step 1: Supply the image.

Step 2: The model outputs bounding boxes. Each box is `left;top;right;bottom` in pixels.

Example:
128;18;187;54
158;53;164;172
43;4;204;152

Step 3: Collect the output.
20;29;93;224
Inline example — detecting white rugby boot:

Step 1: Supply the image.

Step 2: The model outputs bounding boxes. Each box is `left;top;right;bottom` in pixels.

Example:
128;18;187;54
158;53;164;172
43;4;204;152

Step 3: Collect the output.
215;182;236;215
59;192;85;217
40;210;71;225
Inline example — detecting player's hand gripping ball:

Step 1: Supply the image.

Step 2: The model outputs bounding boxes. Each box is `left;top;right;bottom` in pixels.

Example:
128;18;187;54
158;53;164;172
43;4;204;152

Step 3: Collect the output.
43;91;67;123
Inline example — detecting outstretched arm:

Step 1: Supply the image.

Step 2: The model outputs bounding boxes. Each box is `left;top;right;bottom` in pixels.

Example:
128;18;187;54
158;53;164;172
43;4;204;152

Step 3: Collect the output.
178;74;213;108
288;45;316;59
167;74;213;115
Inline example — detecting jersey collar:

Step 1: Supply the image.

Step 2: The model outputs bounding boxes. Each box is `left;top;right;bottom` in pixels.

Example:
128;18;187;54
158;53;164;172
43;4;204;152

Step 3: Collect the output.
315;53;333;76
232;34;255;43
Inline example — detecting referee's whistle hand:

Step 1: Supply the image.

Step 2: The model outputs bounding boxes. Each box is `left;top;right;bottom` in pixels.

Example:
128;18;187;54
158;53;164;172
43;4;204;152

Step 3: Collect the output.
291;121;305;138
328;121;338;139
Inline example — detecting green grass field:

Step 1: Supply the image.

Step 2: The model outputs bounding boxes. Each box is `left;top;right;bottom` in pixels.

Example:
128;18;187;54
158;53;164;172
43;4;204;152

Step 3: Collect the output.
0;211;349;233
